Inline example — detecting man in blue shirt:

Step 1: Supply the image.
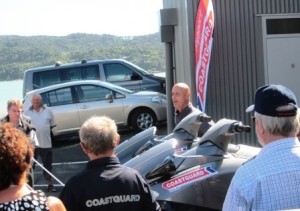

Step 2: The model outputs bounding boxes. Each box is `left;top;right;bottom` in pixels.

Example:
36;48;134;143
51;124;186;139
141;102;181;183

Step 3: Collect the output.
223;84;300;210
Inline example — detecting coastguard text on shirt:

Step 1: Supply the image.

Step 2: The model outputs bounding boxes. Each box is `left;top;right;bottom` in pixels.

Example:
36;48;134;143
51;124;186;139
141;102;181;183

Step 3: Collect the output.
86;194;141;207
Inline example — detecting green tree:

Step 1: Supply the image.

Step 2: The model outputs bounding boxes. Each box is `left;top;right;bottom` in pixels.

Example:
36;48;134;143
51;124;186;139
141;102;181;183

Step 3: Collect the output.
0;33;165;81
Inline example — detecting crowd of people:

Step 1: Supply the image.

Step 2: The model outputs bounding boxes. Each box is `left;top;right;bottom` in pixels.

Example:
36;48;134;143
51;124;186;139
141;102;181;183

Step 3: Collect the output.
0;82;300;210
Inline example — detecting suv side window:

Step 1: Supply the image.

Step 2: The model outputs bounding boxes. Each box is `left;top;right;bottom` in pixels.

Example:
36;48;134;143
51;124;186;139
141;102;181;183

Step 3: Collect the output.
103;63;135;82
33;69;60;89
61;67;82;82
32;65;100;90
60;65;100;82
83;66;100;79
41;87;73;107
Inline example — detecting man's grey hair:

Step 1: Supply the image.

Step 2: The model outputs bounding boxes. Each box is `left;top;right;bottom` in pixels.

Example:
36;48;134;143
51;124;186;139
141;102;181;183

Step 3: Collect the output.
255;106;300;136
32;93;42;100
31;93;43;105
79;116;118;155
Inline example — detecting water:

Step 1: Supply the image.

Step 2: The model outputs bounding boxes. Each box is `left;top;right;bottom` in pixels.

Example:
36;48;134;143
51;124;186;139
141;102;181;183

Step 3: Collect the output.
0;80;23;116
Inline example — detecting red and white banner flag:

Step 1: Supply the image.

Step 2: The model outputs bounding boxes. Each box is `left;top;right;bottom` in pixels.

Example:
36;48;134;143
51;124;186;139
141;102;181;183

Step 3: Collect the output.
195;0;214;112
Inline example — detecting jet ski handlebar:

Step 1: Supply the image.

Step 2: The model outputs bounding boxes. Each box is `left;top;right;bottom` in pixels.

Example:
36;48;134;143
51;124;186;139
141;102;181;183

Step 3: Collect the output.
230;122;251;133
197;113;212;123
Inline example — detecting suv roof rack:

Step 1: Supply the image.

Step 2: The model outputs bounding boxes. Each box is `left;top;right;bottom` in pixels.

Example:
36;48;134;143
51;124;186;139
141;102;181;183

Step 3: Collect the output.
55;61;62;67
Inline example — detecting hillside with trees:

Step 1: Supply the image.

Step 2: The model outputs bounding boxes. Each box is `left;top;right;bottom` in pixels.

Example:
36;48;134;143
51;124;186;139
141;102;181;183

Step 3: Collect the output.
0;33;165;81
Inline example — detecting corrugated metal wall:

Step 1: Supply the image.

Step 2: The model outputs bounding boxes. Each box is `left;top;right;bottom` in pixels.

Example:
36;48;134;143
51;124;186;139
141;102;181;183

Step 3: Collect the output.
163;0;300;145
206;0;300;145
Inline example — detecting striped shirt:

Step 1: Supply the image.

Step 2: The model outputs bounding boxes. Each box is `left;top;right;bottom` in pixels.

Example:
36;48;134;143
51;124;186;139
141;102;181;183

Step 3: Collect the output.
223;137;300;211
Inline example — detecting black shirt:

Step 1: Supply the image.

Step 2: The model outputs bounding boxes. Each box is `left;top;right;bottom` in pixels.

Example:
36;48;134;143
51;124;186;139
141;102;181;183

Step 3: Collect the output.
59;157;160;211
174;103;213;136
174;103;196;125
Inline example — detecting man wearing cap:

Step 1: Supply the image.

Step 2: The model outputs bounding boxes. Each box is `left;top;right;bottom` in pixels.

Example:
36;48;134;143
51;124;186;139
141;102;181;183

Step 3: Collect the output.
223;84;300;210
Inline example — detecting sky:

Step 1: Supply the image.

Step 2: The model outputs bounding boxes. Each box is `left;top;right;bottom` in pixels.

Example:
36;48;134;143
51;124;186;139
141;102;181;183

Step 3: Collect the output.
0;0;163;37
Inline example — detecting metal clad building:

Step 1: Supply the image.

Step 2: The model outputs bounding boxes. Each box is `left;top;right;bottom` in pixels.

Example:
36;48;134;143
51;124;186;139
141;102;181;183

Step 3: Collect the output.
161;0;300;145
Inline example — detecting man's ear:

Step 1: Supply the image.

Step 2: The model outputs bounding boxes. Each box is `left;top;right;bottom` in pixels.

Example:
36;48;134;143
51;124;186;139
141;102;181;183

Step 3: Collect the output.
114;134;120;147
256;119;265;135
185;90;190;101
80;141;89;154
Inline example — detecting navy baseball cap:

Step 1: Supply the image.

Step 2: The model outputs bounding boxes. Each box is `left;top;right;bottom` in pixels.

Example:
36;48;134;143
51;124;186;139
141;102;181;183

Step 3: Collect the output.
246;84;298;117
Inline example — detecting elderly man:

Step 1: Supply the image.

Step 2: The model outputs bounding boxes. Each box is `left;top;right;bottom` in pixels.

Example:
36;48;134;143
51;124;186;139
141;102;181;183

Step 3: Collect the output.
59;116;161;211
23;94;57;192
223;84;300;210
172;82;213;136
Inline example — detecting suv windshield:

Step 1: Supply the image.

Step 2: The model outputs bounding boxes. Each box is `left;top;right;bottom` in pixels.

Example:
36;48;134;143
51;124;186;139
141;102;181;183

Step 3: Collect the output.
127;62;151;76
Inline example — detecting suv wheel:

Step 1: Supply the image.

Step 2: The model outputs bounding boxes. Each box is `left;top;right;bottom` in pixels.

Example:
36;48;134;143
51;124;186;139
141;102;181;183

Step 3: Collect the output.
131;108;156;131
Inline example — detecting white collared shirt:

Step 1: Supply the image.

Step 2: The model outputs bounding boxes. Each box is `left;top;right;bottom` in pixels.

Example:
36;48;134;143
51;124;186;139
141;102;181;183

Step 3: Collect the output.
23;106;56;148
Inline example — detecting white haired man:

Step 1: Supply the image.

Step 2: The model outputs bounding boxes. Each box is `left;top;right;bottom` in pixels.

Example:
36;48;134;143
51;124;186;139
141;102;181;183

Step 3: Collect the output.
59;116;161;211
223;84;300;210
23;94;57;192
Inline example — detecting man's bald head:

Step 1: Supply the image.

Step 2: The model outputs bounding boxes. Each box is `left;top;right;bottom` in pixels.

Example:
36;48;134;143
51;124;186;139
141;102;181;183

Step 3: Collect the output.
172;83;191;112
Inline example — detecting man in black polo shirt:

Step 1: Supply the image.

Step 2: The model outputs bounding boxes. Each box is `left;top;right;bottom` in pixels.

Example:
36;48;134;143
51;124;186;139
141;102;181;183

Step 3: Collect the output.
59;116;160;211
172;82;213;136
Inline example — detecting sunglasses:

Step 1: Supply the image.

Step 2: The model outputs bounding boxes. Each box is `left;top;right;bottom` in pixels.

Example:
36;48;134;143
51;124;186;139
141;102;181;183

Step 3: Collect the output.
251;116;256;123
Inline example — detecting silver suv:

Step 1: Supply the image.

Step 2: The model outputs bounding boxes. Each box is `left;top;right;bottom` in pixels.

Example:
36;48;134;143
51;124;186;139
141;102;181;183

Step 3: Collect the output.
23;59;166;96
23;80;167;140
